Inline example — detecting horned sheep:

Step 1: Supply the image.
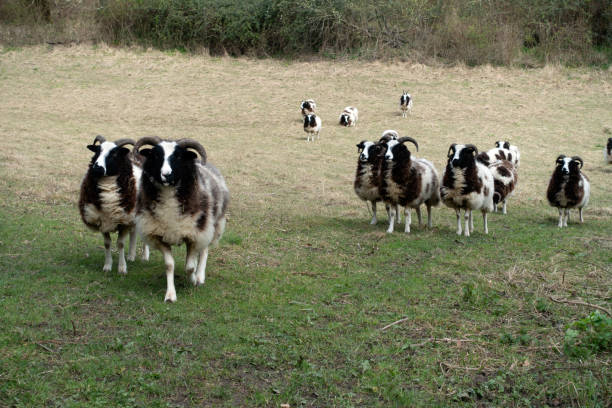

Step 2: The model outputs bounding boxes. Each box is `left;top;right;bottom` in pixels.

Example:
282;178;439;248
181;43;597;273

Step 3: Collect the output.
304;114;322;142
135;137;229;302
546;155;590;228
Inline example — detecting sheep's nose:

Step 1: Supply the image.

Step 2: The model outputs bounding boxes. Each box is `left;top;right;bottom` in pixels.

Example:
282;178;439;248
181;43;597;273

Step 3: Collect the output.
91;164;105;177
451;159;459;167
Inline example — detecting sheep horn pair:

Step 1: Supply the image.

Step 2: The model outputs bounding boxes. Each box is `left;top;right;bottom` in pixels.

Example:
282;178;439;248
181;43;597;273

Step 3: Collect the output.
114;138;136;148
93;135;106;145
397;136;419;152
571;156;583;169
177;138;207;163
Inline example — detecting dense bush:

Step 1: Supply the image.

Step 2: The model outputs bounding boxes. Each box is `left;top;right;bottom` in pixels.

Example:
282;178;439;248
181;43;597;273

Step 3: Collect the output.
1;0;610;65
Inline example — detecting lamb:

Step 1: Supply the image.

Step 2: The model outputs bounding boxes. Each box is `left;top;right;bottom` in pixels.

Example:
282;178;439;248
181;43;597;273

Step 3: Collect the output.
546;155;590;228
380;137;440;233
301;99;316;117
476;154;518;214
79;135;149;274
135;137;229;302
604;137;612;164
304;114;322;141
400;91;412;118
339;106;358;127
440;144;495;237
494;140;520;168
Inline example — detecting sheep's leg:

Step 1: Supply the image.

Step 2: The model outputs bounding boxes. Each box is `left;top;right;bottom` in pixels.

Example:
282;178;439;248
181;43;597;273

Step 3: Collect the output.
404;208;411;233
482;210;489;234
396;204;402;224
386;206;396;234
142;244;150;261
416;207;422;227
455;209;462;235
502;200;507;215
464;210;471;237
579;207;584;223
195;247;208;286
103;232;112;272
116;226;129;275
185;241;198;286
564;209;569;227
160;244;176;303
469;211;474;233
370;201;377;225
557;208;564;228
127;228;137;262
426;204;433;229
493;203;498;213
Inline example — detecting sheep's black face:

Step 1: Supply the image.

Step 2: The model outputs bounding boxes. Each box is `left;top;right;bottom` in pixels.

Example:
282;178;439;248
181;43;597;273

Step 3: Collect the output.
448;144;477;169
358;142;385;163
301;101;311;110
87;142;130;178
555;155;582;177
495;141;511;150
340;114;349;126
141;141;197;186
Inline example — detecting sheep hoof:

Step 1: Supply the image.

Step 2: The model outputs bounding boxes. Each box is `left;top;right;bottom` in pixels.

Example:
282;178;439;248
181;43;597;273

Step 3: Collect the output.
189;272;198;286
103;264;112;273
117;266;127;275
164;291;177;303
370;218;377;225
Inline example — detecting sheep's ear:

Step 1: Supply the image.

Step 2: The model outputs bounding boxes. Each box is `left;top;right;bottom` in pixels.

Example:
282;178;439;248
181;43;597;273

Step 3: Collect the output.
87;144;99;153
117;147;130;156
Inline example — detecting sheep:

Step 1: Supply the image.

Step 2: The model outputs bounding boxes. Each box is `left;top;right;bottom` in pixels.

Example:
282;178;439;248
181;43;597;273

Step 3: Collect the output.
339;106;358;127
380;129;399;141
354;140;401;225
79;135;149;274
380;137;440;233
604;137;612;164
477;142;520;169
440;144;495;237
494;140;521;168
477;153;518;214
400;91;412;118
301;99;316;117
304;114;322;141
135;137;229;302
546;155;590;228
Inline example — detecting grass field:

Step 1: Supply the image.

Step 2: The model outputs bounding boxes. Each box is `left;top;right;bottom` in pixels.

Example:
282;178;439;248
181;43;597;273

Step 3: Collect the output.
0;45;611;407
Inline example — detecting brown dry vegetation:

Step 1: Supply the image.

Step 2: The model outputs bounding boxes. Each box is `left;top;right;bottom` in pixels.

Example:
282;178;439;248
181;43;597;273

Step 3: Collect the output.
0;45;611;218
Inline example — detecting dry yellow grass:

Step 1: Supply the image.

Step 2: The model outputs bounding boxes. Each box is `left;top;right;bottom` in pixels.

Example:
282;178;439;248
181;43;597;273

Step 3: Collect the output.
0;44;611;223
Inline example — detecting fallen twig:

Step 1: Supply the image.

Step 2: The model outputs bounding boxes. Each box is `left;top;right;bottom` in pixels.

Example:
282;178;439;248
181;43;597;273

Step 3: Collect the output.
548;296;611;316
409;337;474;347
35;342;56;353
380;317;410;331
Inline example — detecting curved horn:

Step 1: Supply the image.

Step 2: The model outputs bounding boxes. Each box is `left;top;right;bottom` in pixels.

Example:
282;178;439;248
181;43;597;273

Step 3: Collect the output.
447;143;457;158
379;134;393;143
134;136;161;153
571;156;583;169
177;138;207;163
464;144;478;154
556;154;566;162
397;136;418;152
93;135;106;145
113;138;135;148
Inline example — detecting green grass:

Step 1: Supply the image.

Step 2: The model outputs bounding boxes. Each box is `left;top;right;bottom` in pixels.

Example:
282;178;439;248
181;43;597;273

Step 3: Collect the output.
0;45;610;407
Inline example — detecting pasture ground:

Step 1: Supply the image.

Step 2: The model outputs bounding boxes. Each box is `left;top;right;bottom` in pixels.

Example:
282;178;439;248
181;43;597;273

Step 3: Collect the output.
0;45;611;407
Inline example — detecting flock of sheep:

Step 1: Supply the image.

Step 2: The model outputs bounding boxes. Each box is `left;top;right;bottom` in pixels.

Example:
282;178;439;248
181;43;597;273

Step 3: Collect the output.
78;93;612;302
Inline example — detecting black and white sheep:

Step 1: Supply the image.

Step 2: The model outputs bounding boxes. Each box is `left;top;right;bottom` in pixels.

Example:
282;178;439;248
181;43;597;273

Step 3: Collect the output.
604;137;612;164
441;144;495;236
494;140;520;168
546;155;590;228
354;140;401;225
135;137;229;302
380;137;440;233
79;135;149;274
304;114;322;141
476;154;518;214
380;129;399;141
400;91;412;118
301;99;316;117
339;106;358;127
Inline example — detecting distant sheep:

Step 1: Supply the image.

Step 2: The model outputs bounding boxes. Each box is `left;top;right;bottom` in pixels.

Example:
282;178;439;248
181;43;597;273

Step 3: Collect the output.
380;130;399;142
380;137;440;233
400;91;412;118
441;144;495;236
478;156;518;214
494;140;520;168
546;155;590;228
604;137;612;164
303;114;322;141
339;106;358;127
301;99;316;117
79;135;149;274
